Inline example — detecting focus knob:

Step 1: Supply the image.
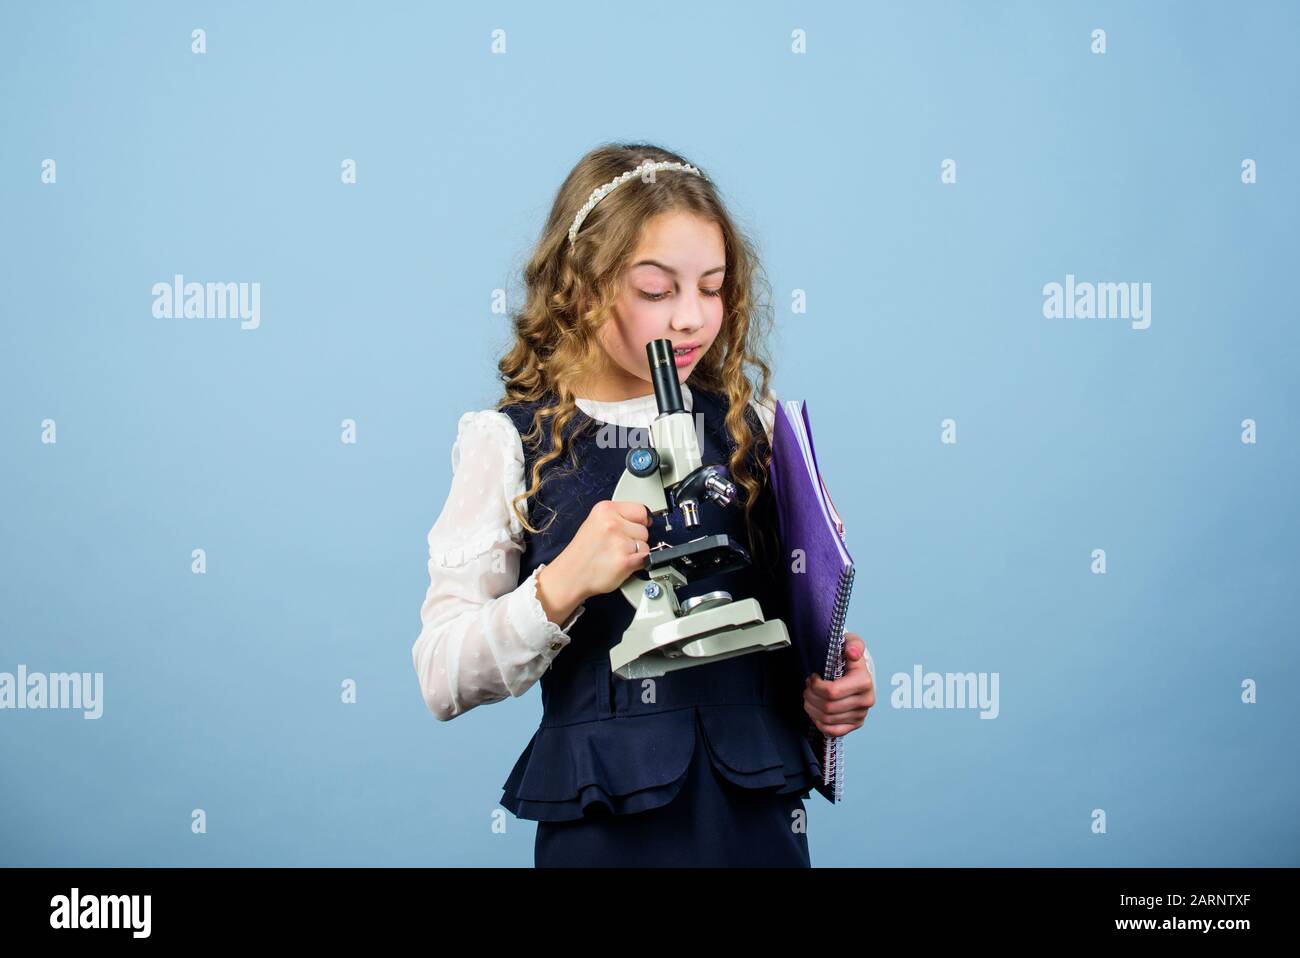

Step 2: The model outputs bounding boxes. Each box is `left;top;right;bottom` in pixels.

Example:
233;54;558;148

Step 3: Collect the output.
626;446;660;478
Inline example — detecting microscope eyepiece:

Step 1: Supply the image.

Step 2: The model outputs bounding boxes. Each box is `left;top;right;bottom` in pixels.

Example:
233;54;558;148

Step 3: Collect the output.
647;339;685;416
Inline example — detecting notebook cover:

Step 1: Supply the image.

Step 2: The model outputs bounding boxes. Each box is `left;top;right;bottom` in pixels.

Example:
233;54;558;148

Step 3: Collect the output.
767;398;855;804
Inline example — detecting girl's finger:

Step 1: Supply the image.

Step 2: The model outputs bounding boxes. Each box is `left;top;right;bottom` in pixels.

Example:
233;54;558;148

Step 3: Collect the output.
807;674;872;699
805;701;870;724
620;516;651;542
816;691;878;712
610;500;653;527
623;537;650;570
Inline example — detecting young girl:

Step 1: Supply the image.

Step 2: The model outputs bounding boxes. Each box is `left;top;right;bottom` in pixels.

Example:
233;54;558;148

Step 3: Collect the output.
412;143;875;867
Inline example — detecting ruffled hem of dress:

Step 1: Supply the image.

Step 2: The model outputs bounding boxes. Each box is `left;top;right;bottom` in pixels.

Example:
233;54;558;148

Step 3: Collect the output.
498;704;822;822
697;702;822;796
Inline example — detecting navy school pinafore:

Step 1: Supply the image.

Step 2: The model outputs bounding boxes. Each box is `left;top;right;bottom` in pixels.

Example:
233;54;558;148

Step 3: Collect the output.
498;385;821;867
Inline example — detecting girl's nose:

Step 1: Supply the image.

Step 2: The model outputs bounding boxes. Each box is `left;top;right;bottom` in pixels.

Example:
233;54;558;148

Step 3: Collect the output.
671;293;708;332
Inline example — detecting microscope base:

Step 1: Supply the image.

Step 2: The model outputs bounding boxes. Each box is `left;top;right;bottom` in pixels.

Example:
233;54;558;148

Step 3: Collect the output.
609;598;792;680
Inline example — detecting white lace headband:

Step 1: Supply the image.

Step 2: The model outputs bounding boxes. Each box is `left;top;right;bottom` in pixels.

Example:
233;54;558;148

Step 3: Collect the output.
567;160;707;245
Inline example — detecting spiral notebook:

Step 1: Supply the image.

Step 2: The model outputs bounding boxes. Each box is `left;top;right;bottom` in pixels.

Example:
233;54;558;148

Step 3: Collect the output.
767;397;856;804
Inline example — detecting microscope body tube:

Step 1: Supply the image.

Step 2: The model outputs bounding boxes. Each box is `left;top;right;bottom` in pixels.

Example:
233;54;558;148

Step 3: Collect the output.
645;338;702;488
648;338;685;415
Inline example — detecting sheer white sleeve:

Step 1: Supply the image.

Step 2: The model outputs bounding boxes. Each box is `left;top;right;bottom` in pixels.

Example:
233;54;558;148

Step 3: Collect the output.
411;409;586;722
749;385;778;441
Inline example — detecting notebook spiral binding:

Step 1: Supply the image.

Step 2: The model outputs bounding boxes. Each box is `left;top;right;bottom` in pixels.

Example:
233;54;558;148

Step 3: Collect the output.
809;563;855;803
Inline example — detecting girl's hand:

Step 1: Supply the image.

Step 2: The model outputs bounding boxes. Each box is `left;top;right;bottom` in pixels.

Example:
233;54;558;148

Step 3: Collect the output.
547;499;652;603
803;632;875;737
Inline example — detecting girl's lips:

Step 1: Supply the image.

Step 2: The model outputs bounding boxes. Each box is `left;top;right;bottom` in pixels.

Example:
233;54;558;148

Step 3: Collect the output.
673;346;698;367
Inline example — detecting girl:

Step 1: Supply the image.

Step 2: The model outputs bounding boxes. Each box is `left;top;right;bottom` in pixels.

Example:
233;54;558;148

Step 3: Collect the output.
412;143;875;867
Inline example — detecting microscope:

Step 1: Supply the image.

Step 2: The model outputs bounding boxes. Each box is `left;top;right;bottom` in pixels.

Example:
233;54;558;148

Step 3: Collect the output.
607;338;792;680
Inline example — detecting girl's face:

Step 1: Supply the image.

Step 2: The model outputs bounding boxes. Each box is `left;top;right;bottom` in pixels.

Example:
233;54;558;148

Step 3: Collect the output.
588;210;726;400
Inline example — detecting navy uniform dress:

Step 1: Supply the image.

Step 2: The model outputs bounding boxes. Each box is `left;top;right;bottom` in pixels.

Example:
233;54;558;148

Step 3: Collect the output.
498;385;822;867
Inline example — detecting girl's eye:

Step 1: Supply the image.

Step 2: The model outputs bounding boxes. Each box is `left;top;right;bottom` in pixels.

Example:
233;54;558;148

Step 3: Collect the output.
640;289;723;301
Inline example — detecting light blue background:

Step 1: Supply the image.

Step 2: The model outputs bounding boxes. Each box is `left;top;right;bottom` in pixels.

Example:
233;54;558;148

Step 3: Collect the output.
2;0;1296;867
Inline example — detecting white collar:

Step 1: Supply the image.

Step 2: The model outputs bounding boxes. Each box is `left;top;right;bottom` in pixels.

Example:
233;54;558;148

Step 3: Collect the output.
574;382;693;428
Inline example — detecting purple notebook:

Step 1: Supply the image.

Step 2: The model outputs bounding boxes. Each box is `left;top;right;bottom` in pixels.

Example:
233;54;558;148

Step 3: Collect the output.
768;398;855;804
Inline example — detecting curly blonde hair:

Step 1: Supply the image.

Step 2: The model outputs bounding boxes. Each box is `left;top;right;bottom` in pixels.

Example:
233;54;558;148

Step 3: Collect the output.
495;142;780;569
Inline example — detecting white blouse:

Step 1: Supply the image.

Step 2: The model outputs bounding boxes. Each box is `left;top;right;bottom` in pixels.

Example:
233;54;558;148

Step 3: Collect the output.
411;382;781;721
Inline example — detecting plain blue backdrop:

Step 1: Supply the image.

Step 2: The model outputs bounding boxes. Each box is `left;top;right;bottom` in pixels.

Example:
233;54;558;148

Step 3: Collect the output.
1;1;1296;866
